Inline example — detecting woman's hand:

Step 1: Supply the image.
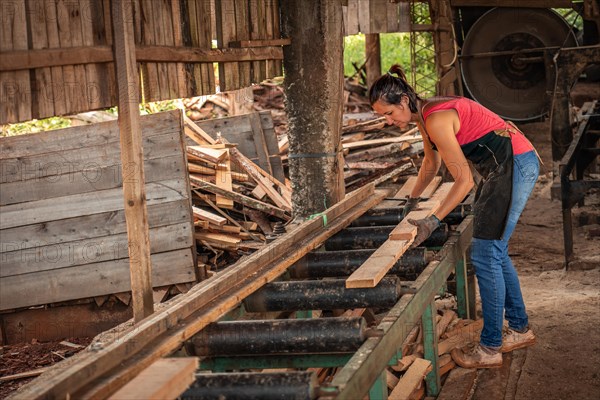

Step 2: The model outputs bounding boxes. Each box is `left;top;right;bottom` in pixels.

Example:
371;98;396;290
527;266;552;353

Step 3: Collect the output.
408;215;440;248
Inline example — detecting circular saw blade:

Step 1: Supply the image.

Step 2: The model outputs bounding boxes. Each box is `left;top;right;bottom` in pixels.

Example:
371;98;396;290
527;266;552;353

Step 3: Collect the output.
461;8;577;121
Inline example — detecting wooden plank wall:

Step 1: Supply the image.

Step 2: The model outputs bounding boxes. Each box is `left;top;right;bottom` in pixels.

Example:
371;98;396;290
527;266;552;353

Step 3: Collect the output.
344;0;407;35
0;110;196;311
0;0;284;124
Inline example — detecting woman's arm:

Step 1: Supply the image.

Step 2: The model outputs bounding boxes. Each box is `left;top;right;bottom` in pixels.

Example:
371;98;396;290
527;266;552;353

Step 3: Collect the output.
424;112;474;220
410;124;442;198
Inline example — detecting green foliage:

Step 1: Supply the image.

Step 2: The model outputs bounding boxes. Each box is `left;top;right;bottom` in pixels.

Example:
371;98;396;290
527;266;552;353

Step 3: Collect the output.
345;33;412;79
1;100;183;137
344;32;434;97
1;116;71;137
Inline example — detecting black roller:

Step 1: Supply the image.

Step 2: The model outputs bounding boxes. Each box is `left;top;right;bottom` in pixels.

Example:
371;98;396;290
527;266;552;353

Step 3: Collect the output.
350;204;470;227
324;224;448;251
243;277;402;312
188;317;367;356
181;371;318;400
289;248;428;280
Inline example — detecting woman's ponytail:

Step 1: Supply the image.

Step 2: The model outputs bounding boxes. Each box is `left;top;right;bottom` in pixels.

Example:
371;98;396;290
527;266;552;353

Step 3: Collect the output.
368;64;422;113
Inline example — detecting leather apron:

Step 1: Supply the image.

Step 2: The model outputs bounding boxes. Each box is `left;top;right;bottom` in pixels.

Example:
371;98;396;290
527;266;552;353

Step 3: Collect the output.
419;99;514;240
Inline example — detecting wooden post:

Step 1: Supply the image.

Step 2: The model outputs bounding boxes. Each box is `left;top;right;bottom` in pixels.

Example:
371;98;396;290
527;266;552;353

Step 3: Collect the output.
365;33;381;89
280;0;346;218
111;0;154;322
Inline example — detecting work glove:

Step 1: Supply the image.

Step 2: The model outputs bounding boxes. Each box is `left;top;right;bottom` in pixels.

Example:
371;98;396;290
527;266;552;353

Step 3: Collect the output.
402;197;420;219
408;215;441;248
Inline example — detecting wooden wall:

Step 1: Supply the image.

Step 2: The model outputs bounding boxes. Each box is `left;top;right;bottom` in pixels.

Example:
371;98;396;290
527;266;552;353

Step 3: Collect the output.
0;110;196;311
0;0;284;124
343;0;410;35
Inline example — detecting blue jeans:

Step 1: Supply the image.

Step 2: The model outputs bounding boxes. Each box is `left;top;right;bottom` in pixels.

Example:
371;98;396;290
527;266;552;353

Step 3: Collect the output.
471;150;539;347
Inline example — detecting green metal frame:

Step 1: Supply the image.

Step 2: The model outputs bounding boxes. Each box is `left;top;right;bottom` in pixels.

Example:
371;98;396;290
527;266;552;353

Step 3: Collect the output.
322;215;473;399
197;216;474;399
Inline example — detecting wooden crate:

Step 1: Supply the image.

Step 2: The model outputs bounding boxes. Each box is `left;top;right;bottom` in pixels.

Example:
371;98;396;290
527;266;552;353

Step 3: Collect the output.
0;110;196;311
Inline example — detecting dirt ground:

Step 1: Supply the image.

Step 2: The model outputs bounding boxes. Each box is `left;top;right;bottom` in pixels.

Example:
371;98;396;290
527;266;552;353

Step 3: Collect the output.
505;89;600;400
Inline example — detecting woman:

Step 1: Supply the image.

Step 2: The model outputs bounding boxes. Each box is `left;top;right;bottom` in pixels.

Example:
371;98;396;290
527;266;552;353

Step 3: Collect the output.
369;65;539;368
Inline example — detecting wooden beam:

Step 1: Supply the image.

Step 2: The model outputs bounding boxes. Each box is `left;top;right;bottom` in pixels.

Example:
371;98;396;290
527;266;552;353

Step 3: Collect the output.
365;34;381;89
388;358;432;400
190;177;290;220
109;358;198;400
0;46;284;72
111;0;154;322
229;38;292;48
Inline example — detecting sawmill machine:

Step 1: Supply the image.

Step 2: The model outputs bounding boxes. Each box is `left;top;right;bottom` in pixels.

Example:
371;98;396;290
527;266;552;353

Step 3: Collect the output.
452;1;599;122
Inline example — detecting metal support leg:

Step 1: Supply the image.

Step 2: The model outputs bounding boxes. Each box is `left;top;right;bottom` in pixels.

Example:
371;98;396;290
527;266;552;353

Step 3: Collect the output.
422;301;440;397
455;253;469;319
368;369;388;400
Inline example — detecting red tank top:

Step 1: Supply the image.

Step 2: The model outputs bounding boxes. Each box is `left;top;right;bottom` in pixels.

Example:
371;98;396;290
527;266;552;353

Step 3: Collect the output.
422;97;533;155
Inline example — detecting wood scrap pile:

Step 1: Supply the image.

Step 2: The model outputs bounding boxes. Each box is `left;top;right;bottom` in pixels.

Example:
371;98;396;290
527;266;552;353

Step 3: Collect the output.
344;77;372;114
183;117;292;266
383;307;483;399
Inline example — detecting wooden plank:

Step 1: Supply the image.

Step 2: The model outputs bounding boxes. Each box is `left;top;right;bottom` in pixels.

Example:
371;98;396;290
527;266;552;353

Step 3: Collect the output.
1;222;193;278
389;183;453;241
386;369;399;390
422;176;443;199
26;0;54;119
0;249;195;311
184;114;217;144
229;38;291;47
195;231;241;245
0;0;30;123
0;109;181;160
215;150;235;209
388;358;432;400
44;0;67;116
346;183;453;288
192;207;227;226
109;358;198;400
1;199;191;253
228;145;291;211
0;178;187;230
139;0;161;101
386;1;399;32
358;0;370;33
1;130;183;185
215;0;240;91
436;310;457;340
398;1;411;32
159;0;179;100
0;45;284;73
394;176;418;199
187;146;228;163
14;184;380;400
234;0;252;87
1;154;184;206
345;239;411;288
342;136;419;150
345;0;360;35
169;0;187;98
68;0;90;113
80;0;104;111
190;177;289;220
369;0;388;33
249;112;274;175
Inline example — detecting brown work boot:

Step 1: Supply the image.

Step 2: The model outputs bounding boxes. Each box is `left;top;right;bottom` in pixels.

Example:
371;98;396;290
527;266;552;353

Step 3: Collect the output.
501;327;536;353
451;344;503;369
